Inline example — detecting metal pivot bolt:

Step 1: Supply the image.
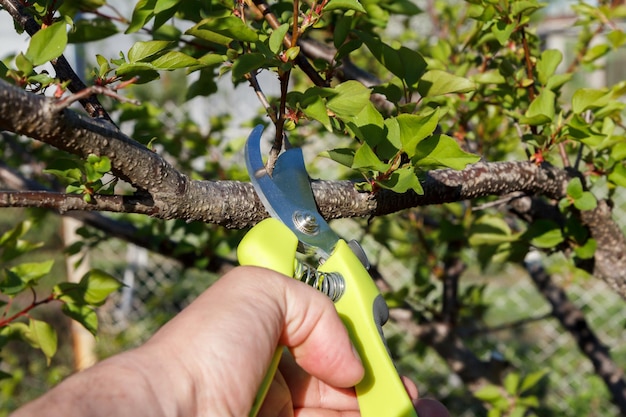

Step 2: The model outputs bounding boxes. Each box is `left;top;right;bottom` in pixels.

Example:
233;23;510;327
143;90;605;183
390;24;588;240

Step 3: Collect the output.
293;210;319;235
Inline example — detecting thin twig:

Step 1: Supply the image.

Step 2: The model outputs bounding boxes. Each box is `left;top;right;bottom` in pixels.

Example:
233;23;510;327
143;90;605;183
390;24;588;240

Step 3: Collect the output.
53;83;140;113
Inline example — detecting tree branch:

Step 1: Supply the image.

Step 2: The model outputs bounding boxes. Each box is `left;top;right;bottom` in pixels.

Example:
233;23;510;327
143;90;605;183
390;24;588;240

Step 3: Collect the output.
525;254;626;414
3;77;626;297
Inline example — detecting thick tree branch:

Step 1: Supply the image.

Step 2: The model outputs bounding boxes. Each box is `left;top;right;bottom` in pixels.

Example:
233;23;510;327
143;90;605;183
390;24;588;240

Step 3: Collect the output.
525;254;626;414
580;201;626;298
3;77;626;297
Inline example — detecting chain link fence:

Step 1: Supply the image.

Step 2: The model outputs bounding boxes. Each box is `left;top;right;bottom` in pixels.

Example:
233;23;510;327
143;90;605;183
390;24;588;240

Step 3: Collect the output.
91;188;626;416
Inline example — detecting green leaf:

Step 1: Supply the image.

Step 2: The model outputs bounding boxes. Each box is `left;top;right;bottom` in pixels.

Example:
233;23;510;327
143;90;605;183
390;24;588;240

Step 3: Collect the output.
87;154;111;174
7;260;55;290
231;53;267;81
269;24;289;54
572;88;612;113
520;89;555;125
15;53;34;75
321;148;355;168
504;372;520;395
352;142;389;172
126;0;157;34
583;43;610;63
377;166;423;194
24;319;57;365
520;369;548;394
474;384;504;403
154;0;181;14
393;110;441;156
62;303;98;335
469;215;516;246
413;134;480;170
566;177;584;199
326;81;371;118
574;192;597;211
303;96;332;132
609;163;626;187
492;20;515;46
116;62;160;83
356;31;427;88
536;49;562;85
128;40;172;63
11;260;54;281
26;21;68;66
380;0;422;15
80;269;123;306
344;101;386;147
151;51;199;69
575;238;597;260
525;220;564;248
186;17;258;46
324;0;366;13
417;70;475;97
68;17;118;43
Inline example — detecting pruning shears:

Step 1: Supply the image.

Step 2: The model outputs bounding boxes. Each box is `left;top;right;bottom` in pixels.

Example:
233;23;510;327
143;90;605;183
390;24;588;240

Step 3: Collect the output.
237;125;418;417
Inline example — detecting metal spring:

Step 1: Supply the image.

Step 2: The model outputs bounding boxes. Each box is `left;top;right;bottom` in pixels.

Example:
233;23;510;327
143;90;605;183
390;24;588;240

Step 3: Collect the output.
294;261;345;302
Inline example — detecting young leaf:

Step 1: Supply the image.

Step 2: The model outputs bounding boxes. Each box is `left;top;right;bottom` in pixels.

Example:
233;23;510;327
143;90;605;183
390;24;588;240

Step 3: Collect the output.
62;303;98;335
413;134;480;170
126;0;157;34
504;372;521;395
474;384;504;403
68;17;118;43
187;17;258;45
151;51;199;69
320;148;355;168
154;0;181;14
269;24;289;54
566;177;584;200
573;191;597;211
377;166;423;194
469;215;516;246
324;0;366;13
394;110;441;156
232;53;267;81
356;31;427;88
326;81;371;119
25;319;57;365
80;269;123;306
128;40;172;63
352;142;389;172
9;260;54;286
525;220;564;248
571;88;612;114
26;21;68;66
417;70;475;97
609;163;626;187
536;49;562;85
519;369;549;394
520;89;556;125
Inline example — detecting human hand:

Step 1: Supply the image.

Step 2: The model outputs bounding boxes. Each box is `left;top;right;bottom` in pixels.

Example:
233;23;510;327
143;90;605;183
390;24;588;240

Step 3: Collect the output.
11;266;449;417
146;266;449;417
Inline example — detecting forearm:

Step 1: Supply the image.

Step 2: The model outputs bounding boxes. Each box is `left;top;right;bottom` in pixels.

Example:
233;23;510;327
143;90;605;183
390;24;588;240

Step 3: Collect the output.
10;347;191;417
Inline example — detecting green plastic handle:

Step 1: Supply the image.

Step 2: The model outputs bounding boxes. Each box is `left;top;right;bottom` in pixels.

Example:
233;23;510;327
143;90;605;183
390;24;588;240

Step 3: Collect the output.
237;218;417;417
319;240;418;417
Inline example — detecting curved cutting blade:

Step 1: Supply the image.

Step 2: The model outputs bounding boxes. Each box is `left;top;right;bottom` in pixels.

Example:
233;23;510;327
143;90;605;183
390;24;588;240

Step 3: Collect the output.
245;125;339;258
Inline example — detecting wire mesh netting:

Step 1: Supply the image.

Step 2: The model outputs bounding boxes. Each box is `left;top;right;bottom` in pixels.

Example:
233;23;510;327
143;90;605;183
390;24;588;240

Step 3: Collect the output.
92;188;626;416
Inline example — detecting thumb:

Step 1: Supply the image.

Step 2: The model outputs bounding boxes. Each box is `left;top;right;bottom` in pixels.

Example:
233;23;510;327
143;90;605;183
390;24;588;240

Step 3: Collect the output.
277;275;364;388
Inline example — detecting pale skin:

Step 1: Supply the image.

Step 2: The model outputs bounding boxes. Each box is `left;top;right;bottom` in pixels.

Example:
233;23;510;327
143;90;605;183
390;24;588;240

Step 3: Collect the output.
12;266;449;417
